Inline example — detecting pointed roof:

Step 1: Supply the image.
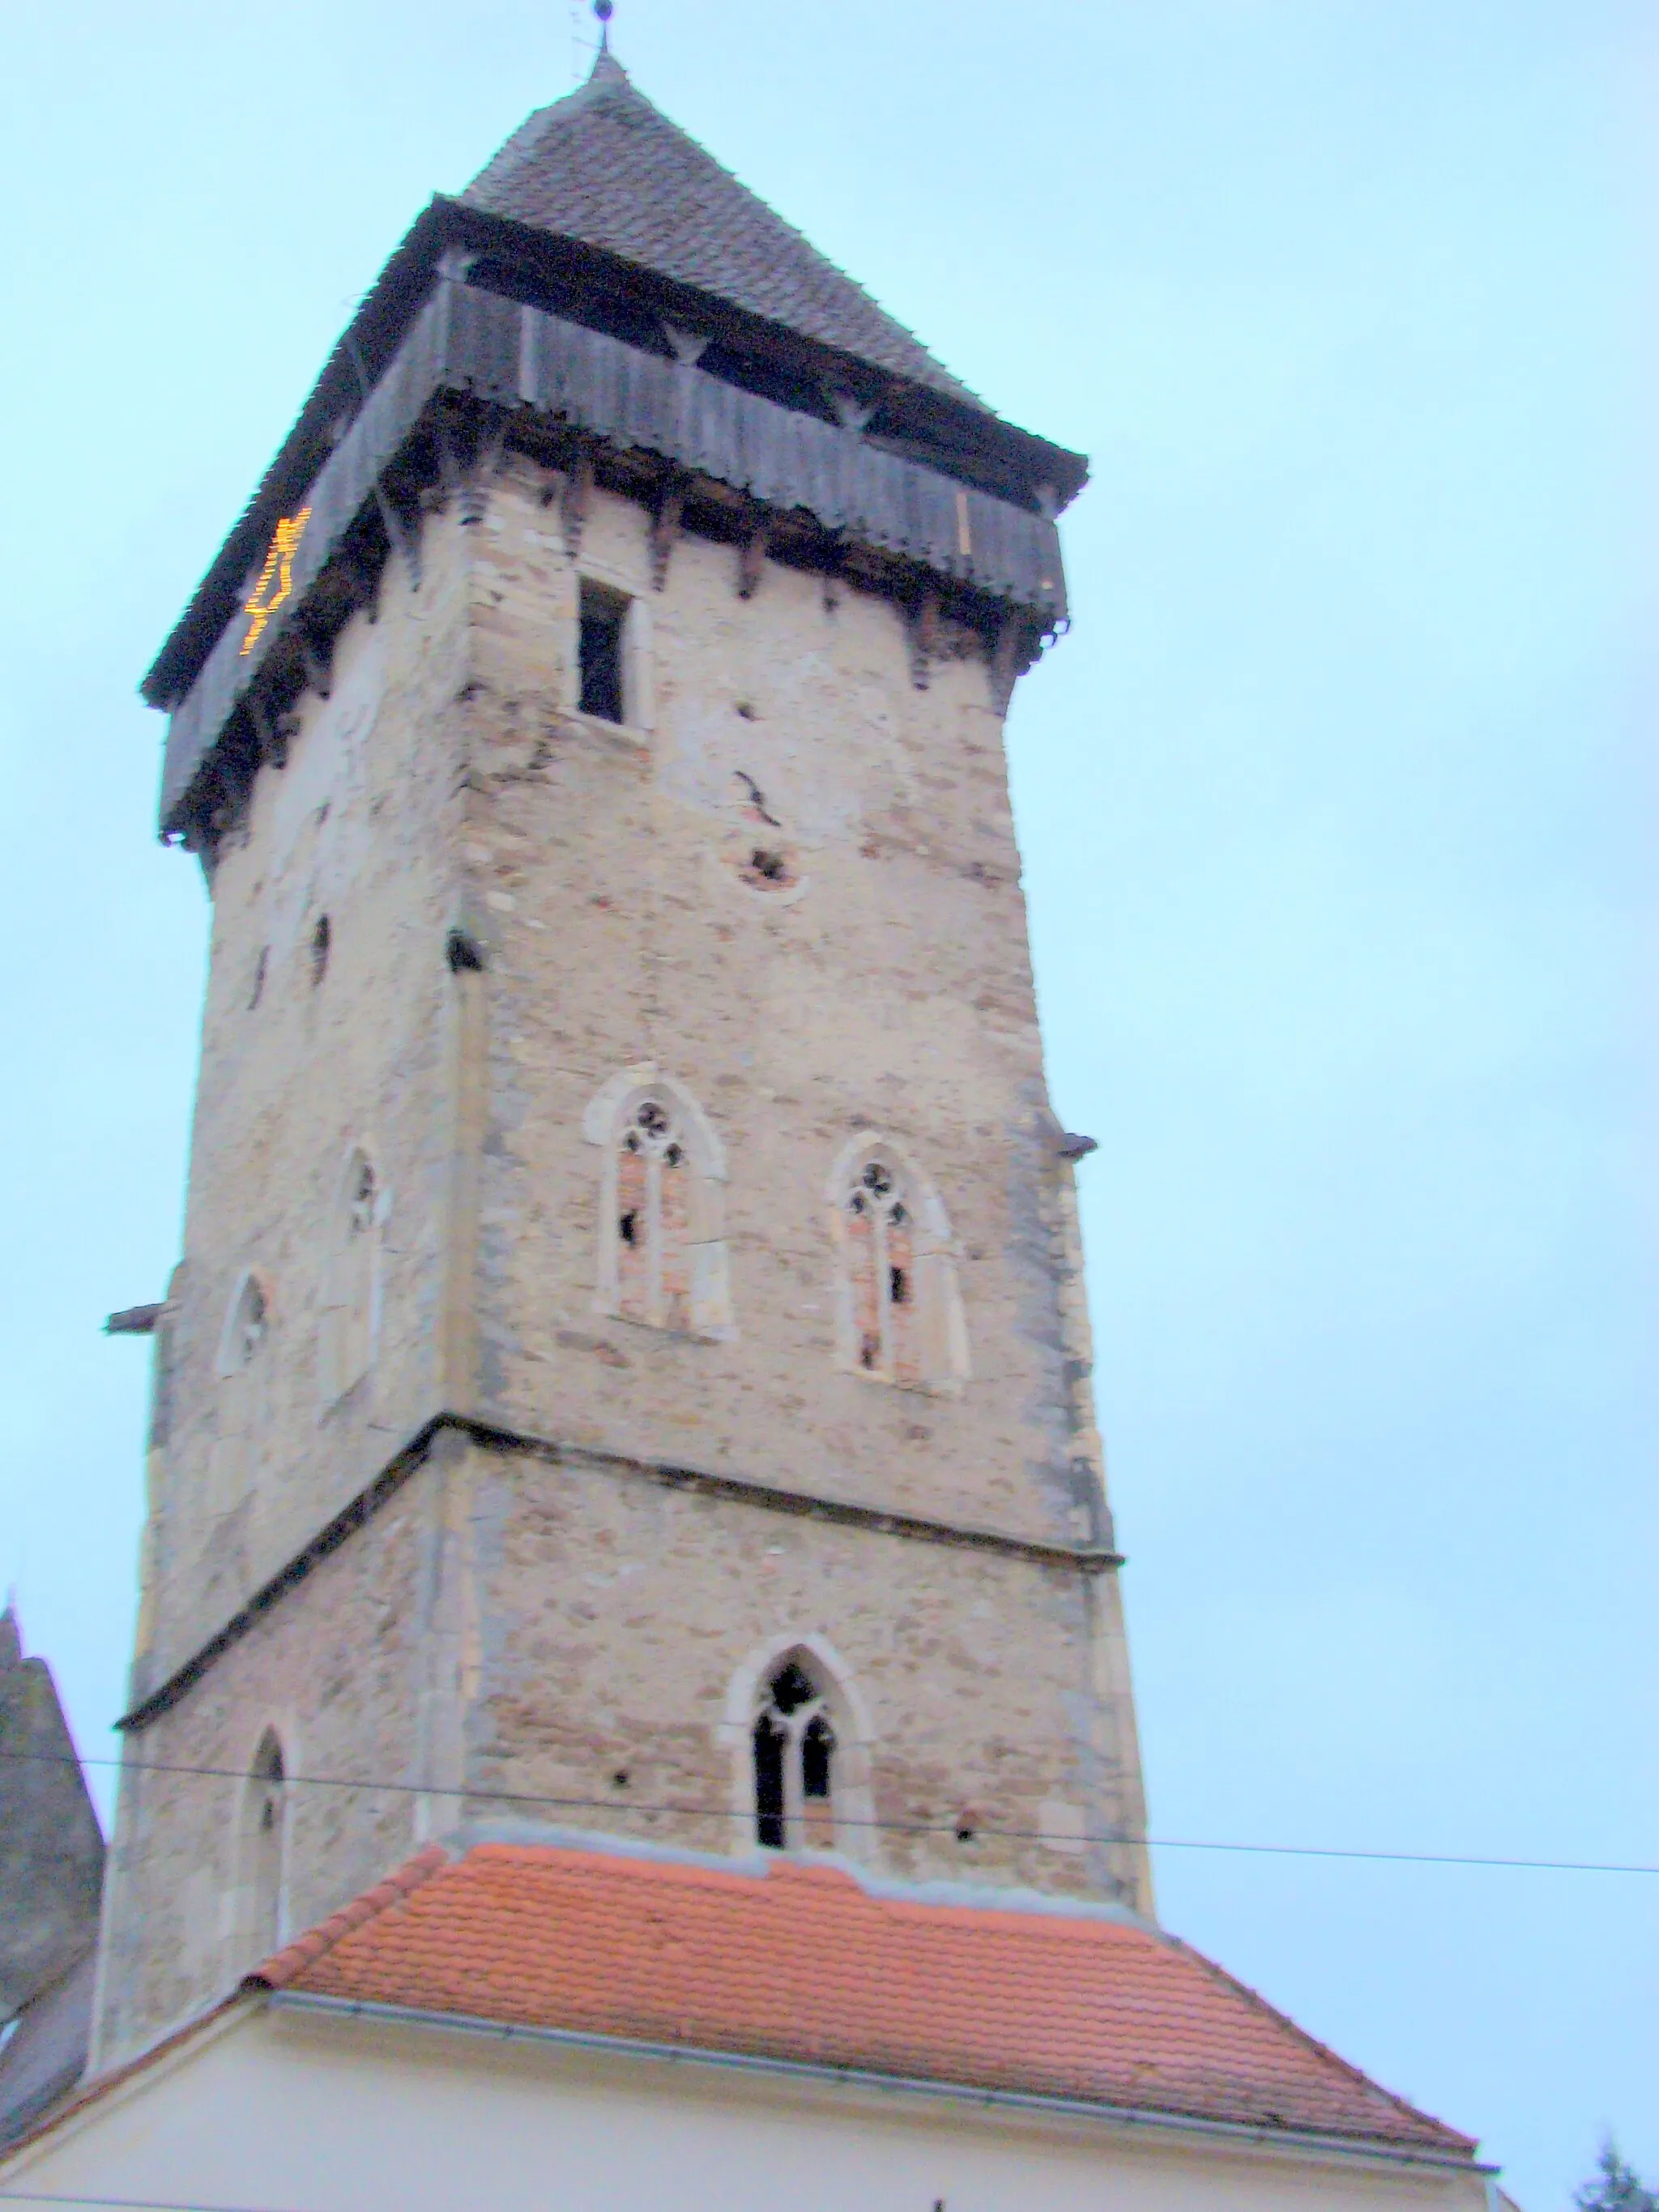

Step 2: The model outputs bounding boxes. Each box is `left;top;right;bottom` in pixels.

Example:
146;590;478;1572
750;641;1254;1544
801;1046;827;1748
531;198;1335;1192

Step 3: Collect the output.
465;55;986;411
251;1842;1476;2157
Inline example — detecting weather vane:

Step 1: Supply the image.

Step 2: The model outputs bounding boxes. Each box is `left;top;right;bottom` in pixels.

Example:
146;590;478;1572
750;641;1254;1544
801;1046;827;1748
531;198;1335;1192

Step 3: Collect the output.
594;0;613;51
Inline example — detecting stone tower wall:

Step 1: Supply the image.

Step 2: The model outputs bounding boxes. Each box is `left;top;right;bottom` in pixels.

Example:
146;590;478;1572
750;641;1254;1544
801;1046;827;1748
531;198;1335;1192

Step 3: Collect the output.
99;454;1150;2067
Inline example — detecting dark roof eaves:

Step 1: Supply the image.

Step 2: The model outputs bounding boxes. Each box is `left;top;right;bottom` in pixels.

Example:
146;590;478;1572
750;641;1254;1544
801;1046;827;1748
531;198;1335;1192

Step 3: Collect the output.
139;199;453;710
437;195;1087;499
140;194;1085;714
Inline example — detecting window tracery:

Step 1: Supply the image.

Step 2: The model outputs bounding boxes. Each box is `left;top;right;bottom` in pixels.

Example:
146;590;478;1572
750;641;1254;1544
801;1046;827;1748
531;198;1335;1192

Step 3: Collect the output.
826;1136;969;1393
320;1148;380;1406
210;1269;273;1520
753;1656;837;1852
240;1728;287;1960
583;1068;732;1339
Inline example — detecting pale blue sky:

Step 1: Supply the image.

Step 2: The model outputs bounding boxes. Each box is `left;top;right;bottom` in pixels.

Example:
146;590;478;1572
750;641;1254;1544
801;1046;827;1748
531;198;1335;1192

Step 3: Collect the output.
1;5;1653;2205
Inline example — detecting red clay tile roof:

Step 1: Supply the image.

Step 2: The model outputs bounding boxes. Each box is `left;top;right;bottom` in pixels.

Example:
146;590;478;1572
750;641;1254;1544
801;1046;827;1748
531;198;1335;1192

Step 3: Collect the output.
465;56;986;411
253;1844;1474;2156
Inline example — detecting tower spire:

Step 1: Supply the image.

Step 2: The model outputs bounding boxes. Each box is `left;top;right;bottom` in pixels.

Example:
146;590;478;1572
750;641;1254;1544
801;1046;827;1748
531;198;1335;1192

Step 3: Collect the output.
594;0;612;53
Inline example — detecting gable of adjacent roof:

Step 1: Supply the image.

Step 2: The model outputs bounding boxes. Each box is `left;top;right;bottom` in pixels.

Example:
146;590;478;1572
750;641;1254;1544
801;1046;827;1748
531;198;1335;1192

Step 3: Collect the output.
466;53;985;411
250;1842;1478;2159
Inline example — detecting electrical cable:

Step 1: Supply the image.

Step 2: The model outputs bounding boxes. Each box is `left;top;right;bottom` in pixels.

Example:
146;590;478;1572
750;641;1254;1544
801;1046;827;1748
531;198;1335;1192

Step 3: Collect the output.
0;1747;1650;1875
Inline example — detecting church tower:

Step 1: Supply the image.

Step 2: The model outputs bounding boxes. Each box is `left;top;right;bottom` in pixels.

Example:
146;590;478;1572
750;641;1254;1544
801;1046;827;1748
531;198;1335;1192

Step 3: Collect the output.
93;48;1151;2070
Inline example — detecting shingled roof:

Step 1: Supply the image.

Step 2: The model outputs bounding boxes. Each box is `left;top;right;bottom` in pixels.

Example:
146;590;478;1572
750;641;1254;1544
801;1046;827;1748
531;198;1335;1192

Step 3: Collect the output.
465;53;985;411
253;1843;1477;2157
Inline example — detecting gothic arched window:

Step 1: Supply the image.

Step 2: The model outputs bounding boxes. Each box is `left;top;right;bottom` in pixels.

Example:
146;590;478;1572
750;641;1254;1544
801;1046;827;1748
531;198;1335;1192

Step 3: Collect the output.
209;1269;272;1519
241;1728;288;1960
220;1272;268;1375
320;1148;380;1406
825;1136;970;1393
753;1656;836;1852
582;1067;733;1339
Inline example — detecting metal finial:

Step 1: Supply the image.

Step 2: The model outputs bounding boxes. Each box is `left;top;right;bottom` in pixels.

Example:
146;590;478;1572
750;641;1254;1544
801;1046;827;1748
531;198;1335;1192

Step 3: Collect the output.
594;0;613;49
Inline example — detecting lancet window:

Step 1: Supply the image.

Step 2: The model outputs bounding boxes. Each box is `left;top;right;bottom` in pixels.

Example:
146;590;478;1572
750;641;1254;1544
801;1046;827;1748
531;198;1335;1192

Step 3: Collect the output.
209;1269;273;1519
583;1068;732;1339
241;1728;287;1960
826;1136;970;1393
320;1148;379;1405
753;1656;836;1852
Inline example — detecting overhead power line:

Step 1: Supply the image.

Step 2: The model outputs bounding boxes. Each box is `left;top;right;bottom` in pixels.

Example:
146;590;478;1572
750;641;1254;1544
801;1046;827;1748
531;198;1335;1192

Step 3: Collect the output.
3;1747;1652;1877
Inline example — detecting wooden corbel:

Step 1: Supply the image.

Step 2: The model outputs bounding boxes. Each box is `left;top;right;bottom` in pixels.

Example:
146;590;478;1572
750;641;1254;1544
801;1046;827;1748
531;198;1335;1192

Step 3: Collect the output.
910;588;940;689
374;479;421;589
460;414;510;526
334;553;380;625
738;518;770;601
989;609;1037;717
433;419;465;514
248;692;286;771
650;476;686;592
563;439;595;557
295;618;333;701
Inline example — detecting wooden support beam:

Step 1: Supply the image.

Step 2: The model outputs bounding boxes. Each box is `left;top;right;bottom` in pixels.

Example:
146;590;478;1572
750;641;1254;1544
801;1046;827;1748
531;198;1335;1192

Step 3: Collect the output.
461;414;510;526
650;478;685;592
374;480;421;588
334;553;380;624
989;609;1036;717
738;519;770;601
563;440;595;558
911;587;940;689
296;620;333;701
248;693;285;771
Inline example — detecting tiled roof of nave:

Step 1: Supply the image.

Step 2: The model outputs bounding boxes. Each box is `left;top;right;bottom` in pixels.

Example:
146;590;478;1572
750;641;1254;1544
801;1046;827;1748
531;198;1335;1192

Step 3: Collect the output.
254;1843;1477;2158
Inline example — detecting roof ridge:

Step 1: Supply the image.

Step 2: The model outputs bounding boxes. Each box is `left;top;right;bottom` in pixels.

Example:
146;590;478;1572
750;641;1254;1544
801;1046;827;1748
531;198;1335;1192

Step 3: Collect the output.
247;1843;450;1993
1155;1929;1478;2151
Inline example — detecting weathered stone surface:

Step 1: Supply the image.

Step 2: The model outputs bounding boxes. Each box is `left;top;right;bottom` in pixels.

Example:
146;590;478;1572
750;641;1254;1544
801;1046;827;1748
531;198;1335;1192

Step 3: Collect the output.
0;1613;104;2027
96;460;1149;2069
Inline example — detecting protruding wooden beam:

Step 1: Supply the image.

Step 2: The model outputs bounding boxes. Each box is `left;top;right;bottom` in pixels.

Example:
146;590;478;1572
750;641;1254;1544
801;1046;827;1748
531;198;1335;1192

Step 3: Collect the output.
738;520;769;600
461;414;510;526
911;588;940;689
374;479;421;588
296;620;333;701
248;692;284;770
333;552;380;624
650;477;686;592
563;439;595;557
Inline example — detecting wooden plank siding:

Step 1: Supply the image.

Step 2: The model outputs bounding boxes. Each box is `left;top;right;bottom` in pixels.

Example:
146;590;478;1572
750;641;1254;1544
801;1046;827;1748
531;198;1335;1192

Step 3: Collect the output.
159;275;1068;834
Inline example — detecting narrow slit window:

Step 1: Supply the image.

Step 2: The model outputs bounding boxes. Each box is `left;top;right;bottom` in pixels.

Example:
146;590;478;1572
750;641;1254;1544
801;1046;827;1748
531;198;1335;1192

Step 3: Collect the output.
578;583;627;723
245;1729;286;1958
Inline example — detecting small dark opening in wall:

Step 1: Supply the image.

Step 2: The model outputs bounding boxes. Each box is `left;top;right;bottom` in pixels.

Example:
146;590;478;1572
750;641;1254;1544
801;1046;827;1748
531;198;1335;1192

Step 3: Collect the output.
770;1661;814;1715
889;1265;909;1306
618;1210;638;1247
859;1331;880;1370
753;1713;786;1849
612;1769;630;1789
446;926;485;973
310;914;331;987
249;946;268;1010
578;582;626;722
802;1713;834;1801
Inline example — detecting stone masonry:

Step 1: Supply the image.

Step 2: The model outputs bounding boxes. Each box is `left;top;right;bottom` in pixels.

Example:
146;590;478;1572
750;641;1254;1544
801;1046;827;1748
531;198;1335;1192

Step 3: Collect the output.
96;440;1149;2071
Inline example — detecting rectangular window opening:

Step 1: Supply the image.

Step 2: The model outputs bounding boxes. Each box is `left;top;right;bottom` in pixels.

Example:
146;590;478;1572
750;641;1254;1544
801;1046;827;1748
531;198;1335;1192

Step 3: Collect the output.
578;582;628;723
